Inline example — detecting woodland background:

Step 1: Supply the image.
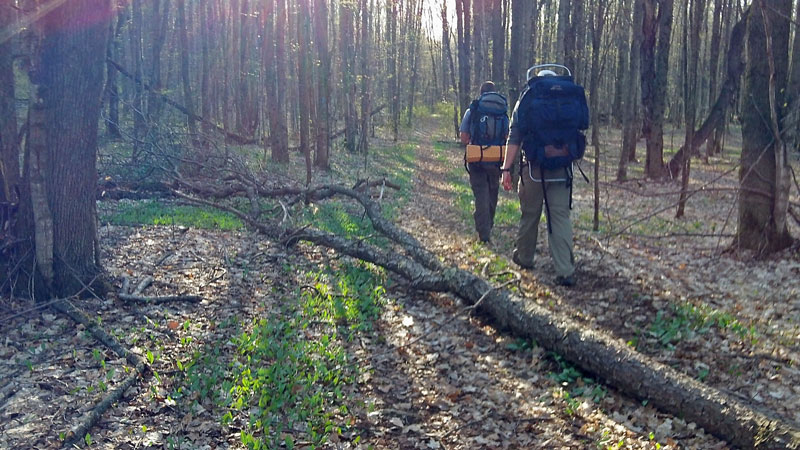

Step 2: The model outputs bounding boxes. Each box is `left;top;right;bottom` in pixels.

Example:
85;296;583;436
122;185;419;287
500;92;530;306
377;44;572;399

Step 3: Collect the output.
1;0;800;448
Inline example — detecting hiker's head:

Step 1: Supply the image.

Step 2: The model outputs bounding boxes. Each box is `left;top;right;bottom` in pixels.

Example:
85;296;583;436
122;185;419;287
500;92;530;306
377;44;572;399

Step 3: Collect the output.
537;69;557;77
479;81;496;94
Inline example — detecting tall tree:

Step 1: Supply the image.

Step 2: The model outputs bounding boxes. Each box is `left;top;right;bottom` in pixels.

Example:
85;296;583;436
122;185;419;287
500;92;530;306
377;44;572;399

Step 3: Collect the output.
268;0;289;162
612;0;631;125
176;0;197;139
16;0;111;296
507;0;525;102
640;0;674;179
104;10;125;139
340;1;358;153
0;0;19;206
130;0;146;162
590;0;608;231
388;0;398;140
737;0;793;253
455;0;471;116
704;0;725;157
556;0;570;62
618;0;645;181
490;0;506;88
358;0;372;156
313;0;330;168
146;0;169;123
297;0;313;184
677;0;705;218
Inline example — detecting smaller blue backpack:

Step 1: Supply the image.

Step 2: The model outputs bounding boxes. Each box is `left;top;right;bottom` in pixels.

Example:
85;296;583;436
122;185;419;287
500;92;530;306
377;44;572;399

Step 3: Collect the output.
468;92;510;147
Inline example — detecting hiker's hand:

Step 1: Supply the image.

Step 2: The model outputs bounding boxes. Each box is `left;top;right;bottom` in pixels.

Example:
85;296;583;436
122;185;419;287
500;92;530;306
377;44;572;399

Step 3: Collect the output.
502;171;512;191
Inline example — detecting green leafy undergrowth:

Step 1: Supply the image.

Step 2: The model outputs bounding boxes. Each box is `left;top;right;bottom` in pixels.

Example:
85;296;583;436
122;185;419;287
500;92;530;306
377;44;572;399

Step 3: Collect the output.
178;262;386;449
103;200;244;230
647;302;758;350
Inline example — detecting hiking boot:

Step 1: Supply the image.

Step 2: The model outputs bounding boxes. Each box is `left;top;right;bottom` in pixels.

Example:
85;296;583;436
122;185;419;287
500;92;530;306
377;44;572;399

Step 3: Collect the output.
555;274;576;287
512;250;533;270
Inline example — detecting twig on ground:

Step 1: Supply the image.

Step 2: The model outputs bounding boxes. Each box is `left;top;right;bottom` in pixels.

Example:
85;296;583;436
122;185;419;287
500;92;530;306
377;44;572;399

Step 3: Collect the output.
118;293;202;304
62;359;146;449
133;276;153;296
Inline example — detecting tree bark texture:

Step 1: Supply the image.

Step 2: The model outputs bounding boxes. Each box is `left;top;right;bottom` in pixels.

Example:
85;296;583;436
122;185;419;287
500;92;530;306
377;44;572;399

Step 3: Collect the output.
176;0;198;139
507;0;525;103
590;0;606;232
340;1;359;153
313;0;330;169
704;0;725;157
0;0;19;205
640;0;673;179
677;0;705;219
455;0;471;116
737;0;793;253
18;0;110;296
358;0;371;156
619;0;645;181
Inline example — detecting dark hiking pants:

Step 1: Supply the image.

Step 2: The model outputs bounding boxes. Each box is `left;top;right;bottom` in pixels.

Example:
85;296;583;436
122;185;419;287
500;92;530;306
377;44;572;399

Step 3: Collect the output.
468;163;501;242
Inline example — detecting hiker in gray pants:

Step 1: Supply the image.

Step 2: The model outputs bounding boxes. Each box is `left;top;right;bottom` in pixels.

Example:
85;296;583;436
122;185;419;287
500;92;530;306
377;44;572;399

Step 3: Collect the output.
460;81;504;243
500;91;576;287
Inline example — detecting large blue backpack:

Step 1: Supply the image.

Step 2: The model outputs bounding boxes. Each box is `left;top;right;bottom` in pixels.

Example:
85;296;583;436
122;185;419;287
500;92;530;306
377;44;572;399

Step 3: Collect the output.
516;68;589;170
469;92;510;147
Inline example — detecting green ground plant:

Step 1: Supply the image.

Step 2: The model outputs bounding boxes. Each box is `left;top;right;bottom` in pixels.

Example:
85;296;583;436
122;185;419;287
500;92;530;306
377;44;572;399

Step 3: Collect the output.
102;200;244;230
647;302;758;350
176;262;386;449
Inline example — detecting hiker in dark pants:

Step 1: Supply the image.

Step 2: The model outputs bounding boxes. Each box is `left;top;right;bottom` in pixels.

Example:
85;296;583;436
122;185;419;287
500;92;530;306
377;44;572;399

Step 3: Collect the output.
501;70;577;287
460;81;508;244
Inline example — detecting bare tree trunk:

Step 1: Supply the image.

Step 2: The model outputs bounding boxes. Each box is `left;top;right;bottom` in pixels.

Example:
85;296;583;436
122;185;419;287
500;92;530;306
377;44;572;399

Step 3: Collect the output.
618;0;644;181
570;0;585;84
341;1;359;152
146;0;170;123
640;0;673;179
472;0;484;86
388;0;398;141
591;0;607;232
455;0;472;116
0;0;19;205
557;0;570;62
297;0;313;185
736;0;793;253
613;0;631;126
507;0;525;102
104;10;125;140
130;0;146;162
200;0;212;137
704;0;725;158
443;5;460;137
677;0;705;218
17;0;110;297
177;0;198;140
358;0;372;157
406;0;424;126
490;0;506;88
272;0;290;162
314;0;330;169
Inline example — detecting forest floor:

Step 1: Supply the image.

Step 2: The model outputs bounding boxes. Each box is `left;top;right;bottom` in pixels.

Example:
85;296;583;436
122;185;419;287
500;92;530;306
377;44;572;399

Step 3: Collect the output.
1;115;799;449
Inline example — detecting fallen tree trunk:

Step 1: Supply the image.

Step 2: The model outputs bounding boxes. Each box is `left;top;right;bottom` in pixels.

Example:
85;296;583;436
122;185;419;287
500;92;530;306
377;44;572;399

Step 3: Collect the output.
292;187;800;449
174;182;800;449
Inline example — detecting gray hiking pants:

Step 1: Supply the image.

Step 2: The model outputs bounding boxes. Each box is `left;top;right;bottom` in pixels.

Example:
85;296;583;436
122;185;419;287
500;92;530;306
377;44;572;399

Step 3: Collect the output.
515;164;575;277
468;163;501;242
